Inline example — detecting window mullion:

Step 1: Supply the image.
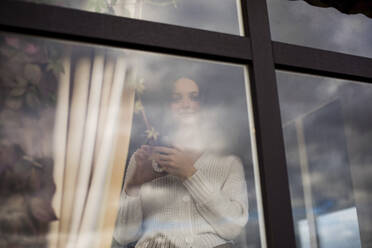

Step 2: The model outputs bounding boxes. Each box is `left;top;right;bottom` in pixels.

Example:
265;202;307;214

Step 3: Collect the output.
244;0;297;247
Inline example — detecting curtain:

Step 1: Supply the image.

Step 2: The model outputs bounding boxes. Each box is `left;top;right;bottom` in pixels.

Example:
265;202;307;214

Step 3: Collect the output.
48;46;136;248
46;2;142;247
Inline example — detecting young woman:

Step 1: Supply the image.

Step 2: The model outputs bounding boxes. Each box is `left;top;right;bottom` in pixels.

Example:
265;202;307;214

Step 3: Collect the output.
114;77;249;248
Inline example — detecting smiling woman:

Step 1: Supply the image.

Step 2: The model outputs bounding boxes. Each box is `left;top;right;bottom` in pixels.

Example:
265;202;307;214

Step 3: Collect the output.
113;76;250;248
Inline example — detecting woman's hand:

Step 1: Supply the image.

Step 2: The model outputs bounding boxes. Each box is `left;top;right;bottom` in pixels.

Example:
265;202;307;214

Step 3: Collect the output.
153;146;201;181
125;145;165;196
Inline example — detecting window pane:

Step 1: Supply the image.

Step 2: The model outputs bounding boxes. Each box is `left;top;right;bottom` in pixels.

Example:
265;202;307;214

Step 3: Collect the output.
21;0;243;35
277;71;372;247
267;0;372;58
0;32;264;248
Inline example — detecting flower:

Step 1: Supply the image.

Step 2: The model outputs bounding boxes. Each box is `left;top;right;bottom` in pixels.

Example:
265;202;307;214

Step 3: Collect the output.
135;78;146;94
145;127;159;141
5;36;20;48
24;43;39;55
134;100;144;114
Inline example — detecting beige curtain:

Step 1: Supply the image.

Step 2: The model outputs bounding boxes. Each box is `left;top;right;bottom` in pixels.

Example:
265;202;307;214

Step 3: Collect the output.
47;2;142;247
48;47;136;248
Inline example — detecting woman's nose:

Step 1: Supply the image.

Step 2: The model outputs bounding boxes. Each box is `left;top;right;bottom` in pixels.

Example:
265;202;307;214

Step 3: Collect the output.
180;98;191;108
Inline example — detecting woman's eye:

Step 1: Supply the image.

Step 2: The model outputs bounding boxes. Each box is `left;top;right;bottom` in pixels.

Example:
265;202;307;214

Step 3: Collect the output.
171;95;182;102
190;94;200;102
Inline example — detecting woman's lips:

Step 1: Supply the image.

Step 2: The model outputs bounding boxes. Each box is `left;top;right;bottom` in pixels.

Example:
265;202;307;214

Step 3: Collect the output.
177;111;195;116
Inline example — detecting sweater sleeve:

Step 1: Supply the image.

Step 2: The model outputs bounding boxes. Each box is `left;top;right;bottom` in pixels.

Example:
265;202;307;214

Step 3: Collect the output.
113;155;143;245
183;156;249;240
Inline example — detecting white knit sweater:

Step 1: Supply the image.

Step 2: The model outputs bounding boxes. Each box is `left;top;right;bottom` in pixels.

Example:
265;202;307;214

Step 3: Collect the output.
114;151;249;248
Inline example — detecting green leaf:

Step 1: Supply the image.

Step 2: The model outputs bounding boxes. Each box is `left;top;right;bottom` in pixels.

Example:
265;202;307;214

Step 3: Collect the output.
23;155;43;168
29;196;57;223
15;76;28;88
24;64;42;85
55;60;65;74
47;45;59;58
172;0;178;8
86;1;94;10
0;68;17;87
5;97;23;110
92;0;107;12
46;62;54;72
13;158;32;175
134;100;144;114
135;78;146;94
9;87;26;97
25;92;41;110
29;167;41;191
0;46;18;58
48;93;57;105
46;59;65;76
10;50;31;64
0;110;20;128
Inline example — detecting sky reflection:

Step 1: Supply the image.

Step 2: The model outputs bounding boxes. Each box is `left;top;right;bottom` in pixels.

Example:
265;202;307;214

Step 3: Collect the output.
277;71;372;248
267;0;372;58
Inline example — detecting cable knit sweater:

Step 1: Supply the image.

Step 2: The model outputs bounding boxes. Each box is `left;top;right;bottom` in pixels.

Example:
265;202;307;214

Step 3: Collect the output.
114;151;249;248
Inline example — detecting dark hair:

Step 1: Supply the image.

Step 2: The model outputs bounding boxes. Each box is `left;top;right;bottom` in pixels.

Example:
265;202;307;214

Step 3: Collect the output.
163;76;207;107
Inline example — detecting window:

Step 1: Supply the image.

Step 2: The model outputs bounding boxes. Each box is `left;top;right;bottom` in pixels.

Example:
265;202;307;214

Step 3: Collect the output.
277;71;372;248
0;0;371;248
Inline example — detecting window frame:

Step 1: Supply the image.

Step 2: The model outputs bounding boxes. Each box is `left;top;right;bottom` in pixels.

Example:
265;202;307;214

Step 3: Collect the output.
1;0;371;247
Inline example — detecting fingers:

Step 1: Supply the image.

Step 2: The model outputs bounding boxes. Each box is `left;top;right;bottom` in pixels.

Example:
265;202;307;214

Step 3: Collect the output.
156;160;174;169
135;146;153;163
153;146;177;155
152;154;177;174
171;145;183;152
141;145;152;153
160;165;178;176
135;150;146;159
135;149;147;157
152;153;173;164
158;154;172;162
149;154;169;169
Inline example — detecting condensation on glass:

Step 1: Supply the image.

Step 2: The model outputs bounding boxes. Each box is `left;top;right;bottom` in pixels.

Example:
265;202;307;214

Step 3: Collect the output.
22;0;243;36
0;32;265;248
276;71;372;248
266;0;372;58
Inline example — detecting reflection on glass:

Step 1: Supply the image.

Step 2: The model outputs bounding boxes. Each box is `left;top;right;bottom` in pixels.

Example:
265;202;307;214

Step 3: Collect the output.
298;207;361;248
277;71;372;247
22;0;242;35
0;32;263;248
317;207;361;248
267;0;372;58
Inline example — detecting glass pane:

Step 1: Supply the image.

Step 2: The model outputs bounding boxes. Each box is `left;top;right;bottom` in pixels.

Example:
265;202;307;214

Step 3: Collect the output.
21;0;243;35
277;71;372;247
267;0;372;58
0;32;264;248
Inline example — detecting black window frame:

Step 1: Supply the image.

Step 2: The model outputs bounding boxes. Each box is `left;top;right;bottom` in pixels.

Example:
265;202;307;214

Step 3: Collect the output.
1;0;371;247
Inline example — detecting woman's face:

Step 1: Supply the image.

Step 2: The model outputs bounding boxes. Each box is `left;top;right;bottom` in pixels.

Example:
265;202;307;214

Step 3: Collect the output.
170;78;201;126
